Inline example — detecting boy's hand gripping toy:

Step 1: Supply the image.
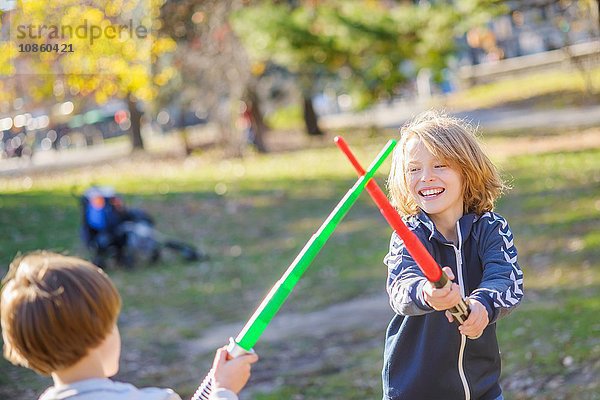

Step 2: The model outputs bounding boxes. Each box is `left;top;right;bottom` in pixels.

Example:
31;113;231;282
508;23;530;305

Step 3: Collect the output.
192;139;397;400
334;136;470;325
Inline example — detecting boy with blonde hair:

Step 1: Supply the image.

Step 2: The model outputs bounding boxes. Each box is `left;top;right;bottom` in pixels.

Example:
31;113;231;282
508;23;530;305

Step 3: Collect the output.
1;251;258;400
383;110;523;399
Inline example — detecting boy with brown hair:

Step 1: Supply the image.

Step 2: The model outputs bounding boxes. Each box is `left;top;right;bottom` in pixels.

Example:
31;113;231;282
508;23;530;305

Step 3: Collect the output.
1;251;258;400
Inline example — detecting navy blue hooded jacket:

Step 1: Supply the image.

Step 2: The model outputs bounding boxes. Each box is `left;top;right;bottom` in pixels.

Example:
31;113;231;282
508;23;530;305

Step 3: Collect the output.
383;211;523;400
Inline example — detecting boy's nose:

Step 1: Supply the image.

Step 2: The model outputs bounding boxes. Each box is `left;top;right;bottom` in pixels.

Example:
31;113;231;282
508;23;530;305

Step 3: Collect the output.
420;167;435;181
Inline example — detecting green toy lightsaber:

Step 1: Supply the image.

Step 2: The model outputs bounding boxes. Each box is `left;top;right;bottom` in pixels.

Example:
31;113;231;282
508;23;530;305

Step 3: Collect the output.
231;138;396;354
192;139;396;400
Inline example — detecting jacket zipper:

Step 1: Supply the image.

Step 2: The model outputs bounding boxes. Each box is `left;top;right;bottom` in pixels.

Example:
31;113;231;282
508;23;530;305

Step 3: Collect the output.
444;222;470;400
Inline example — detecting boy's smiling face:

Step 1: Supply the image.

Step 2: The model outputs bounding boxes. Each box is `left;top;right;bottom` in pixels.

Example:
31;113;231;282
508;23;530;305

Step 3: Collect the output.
405;137;464;226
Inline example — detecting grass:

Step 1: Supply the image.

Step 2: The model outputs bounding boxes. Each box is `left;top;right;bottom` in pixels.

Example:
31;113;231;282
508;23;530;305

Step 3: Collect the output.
494;148;600;399
1;126;599;399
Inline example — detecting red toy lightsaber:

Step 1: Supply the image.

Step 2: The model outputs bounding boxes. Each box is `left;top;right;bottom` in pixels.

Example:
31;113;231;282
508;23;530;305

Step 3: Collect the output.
334;136;469;325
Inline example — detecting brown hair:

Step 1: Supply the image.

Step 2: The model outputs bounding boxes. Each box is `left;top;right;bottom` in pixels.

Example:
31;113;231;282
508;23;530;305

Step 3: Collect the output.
388;110;506;216
1;251;121;375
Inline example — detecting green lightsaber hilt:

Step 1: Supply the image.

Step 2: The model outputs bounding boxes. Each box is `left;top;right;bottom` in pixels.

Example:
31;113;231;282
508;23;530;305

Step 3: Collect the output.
232;139;397;352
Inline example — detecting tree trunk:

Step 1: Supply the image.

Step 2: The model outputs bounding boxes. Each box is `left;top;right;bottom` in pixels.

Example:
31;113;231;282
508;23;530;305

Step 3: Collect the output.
302;95;323;136
178;106;193;156
127;93;144;150
244;85;268;153
561;37;597;97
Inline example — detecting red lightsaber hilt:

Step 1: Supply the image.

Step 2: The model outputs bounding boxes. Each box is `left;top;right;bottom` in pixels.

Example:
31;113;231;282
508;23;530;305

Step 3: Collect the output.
334;136;469;325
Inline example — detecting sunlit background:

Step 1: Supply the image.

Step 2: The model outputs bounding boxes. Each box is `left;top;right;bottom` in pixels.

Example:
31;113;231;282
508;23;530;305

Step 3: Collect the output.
1;1;599;399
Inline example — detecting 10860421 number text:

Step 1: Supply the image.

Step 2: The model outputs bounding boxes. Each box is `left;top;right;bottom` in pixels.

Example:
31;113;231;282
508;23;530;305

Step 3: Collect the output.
18;43;74;53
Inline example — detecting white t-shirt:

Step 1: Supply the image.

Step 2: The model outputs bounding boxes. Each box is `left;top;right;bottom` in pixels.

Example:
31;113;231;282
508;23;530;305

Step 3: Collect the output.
38;378;237;400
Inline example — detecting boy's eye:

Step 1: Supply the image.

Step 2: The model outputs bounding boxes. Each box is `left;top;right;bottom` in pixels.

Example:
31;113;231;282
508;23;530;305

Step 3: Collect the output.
408;167;420;173
434;164;447;169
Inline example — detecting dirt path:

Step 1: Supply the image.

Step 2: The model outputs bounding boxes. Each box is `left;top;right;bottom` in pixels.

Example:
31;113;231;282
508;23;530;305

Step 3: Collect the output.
483;128;600;159
184;293;392;356
180;292;392;398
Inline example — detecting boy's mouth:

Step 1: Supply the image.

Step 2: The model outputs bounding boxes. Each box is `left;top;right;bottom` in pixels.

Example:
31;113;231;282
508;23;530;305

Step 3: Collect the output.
418;188;445;198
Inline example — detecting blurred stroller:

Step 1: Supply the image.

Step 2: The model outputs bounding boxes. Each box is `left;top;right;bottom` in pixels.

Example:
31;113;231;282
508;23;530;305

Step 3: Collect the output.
79;186;207;269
